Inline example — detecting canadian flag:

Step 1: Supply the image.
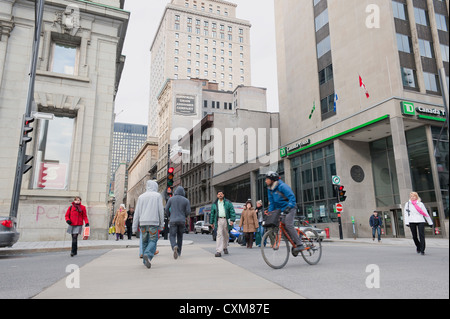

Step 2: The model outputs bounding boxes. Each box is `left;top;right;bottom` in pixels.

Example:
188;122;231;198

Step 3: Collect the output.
359;75;370;98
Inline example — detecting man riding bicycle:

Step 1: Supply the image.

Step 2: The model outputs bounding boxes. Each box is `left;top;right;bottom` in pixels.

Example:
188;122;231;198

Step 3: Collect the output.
265;171;305;256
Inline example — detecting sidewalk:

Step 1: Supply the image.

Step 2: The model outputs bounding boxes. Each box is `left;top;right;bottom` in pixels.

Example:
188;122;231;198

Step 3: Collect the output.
33;244;304;299
327;236;449;248
0;236;184;255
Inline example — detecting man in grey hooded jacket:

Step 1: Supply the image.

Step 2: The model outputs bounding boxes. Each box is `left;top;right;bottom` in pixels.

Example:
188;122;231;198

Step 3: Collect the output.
132;180;164;268
165;186;191;259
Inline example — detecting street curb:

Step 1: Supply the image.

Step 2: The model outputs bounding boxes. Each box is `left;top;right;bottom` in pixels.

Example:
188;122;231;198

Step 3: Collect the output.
0;239;194;256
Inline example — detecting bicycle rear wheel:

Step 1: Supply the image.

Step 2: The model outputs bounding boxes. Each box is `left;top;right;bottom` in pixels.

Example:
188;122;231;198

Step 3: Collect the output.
261;228;290;269
300;228;322;265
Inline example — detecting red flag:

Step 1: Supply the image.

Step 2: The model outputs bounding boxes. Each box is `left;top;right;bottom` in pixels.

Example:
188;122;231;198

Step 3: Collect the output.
359;75;370;98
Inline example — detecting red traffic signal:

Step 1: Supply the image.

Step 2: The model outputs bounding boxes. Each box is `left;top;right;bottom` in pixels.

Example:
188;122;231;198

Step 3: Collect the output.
167;167;175;186
338;185;347;202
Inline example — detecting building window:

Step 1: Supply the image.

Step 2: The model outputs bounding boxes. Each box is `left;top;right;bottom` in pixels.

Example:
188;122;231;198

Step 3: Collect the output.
441;44;450;62
401;67;417;89
396;33;412;53
435;13;448;31
290;144;336;224
418;39;434;58
318;64;333;85
392;1;407;20
370;136;400;207
320;93;335;115
315;8;329;31
33;116;75;190
414;8;429;26
316;35;331;58
50;43;79;76
423;72;439;92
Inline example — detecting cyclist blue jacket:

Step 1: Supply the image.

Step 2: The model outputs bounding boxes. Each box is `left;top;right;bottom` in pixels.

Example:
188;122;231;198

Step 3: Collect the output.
267;180;297;212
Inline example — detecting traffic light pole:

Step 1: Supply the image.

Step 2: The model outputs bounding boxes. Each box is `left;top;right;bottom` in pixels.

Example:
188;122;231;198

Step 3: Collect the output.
9;0;45;220
334;185;344;240
337;198;344;240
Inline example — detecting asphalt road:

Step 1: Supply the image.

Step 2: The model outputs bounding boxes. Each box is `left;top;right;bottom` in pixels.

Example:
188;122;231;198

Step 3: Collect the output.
0;233;448;299
0;249;110;299
187;233;449;299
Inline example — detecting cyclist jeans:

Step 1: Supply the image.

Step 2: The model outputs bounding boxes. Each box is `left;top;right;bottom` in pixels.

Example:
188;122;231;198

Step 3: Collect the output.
282;207;302;246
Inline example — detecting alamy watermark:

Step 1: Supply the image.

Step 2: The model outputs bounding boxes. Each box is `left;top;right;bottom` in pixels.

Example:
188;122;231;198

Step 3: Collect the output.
365;264;381;289
170;123;280;166
65;264;80;289
366;4;381;29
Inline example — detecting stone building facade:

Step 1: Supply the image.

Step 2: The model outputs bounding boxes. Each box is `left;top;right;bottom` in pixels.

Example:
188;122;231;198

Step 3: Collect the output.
0;0;129;241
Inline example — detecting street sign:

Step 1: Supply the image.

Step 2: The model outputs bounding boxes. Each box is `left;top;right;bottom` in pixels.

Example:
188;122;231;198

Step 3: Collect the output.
336;203;343;212
332;175;341;185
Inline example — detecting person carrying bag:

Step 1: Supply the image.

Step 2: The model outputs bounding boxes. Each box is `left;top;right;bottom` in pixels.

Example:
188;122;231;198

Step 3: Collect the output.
404;192;433;255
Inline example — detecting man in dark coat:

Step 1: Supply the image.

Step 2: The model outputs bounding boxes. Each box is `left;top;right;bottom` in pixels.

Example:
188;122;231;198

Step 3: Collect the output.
165;186;191;259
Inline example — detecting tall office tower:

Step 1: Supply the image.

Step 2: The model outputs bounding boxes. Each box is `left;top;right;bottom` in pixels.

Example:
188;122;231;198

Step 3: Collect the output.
275;0;449;238
110;123;148;181
148;0;252;137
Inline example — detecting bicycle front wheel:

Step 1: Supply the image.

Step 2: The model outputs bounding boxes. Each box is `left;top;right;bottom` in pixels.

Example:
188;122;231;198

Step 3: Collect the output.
261;228;290;269
300;228;322;265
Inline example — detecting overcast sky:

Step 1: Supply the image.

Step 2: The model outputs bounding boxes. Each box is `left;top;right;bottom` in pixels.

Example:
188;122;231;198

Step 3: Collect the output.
114;0;279;125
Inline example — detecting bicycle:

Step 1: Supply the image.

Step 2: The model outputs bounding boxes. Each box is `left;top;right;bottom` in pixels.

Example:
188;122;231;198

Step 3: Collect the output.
261;214;322;269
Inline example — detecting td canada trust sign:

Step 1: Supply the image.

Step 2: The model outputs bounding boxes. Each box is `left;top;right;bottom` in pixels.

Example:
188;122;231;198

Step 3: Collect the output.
401;101;446;121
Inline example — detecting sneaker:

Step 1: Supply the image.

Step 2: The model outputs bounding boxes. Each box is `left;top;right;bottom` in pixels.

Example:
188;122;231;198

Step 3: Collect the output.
143;255;152;269
224;249;229;255
292;244;306;257
215;252;221;257
173;246;179;260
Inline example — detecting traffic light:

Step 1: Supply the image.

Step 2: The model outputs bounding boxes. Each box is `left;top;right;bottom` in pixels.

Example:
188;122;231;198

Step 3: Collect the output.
22;116;35;145
167;167;174;197
338;185;347;202
21;116;35;175
167;167;174;186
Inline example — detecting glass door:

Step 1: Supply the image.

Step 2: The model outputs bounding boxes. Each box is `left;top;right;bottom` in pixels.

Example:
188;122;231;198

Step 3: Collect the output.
383;211;393;237
392;209;405;238
425;205;442;237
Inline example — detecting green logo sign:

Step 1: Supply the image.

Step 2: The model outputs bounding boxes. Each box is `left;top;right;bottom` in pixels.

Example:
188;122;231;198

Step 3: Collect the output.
402;101;415;116
280;147;287;158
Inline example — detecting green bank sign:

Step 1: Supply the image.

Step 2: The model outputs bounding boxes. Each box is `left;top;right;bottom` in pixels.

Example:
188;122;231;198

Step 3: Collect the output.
401;101;446;121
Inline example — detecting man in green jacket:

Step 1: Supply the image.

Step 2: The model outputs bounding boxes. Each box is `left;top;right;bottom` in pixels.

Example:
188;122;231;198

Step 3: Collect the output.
210;191;236;257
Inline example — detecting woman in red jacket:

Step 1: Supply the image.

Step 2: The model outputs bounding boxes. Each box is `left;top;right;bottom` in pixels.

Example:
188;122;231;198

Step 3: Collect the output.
65;196;89;257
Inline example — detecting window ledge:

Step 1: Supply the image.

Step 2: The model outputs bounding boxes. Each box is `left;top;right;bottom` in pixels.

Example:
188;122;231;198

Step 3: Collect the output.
36;70;90;83
20;189;80;199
